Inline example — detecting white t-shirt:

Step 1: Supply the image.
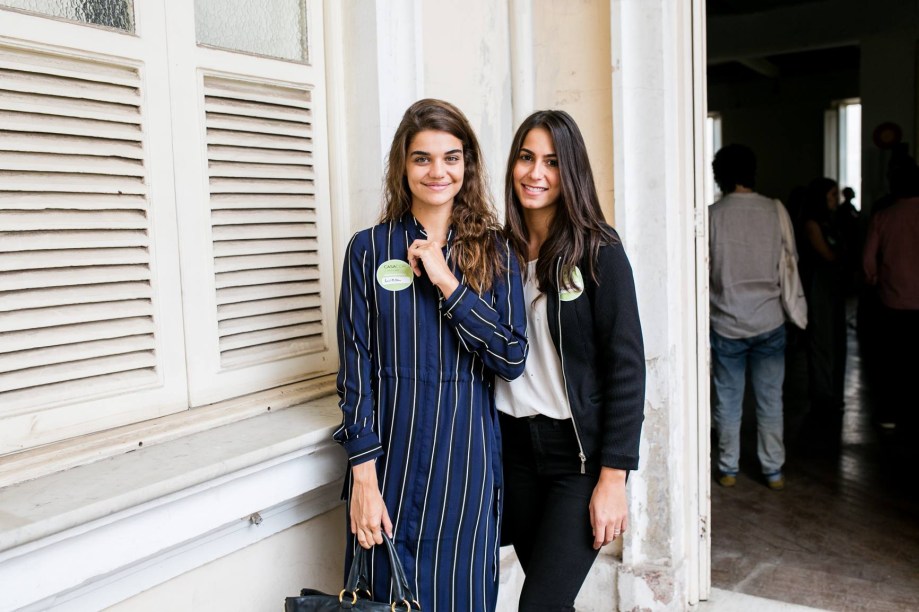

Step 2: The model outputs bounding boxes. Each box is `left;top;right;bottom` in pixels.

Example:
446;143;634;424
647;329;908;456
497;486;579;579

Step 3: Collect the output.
495;260;571;419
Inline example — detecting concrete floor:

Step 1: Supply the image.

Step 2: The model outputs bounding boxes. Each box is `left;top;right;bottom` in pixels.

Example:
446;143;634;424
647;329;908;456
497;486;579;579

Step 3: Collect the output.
710;320;919;611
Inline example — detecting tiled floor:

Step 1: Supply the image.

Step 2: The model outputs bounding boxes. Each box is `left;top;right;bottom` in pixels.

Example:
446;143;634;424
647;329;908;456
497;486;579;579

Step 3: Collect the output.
710;319;919;611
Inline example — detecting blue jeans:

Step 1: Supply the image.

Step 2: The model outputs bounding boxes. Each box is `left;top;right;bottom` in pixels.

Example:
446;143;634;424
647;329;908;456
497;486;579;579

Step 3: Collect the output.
711;325;786;476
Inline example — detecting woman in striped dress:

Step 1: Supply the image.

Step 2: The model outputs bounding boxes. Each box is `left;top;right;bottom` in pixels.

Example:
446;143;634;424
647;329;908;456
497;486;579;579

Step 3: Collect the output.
333;98;528;611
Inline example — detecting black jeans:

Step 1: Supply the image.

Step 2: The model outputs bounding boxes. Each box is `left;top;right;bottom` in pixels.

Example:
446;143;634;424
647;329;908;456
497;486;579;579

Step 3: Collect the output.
500;412;600;612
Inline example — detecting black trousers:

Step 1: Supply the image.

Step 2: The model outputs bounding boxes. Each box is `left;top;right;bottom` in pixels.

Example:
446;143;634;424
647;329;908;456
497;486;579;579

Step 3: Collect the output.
500;412;600;612
879;305;919;429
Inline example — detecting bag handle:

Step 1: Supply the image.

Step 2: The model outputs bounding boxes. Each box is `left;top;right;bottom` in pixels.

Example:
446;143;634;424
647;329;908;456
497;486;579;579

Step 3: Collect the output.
343;535;420;609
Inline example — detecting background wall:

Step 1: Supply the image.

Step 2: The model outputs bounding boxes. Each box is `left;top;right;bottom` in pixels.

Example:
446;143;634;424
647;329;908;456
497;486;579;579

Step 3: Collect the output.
420;0;514;206
709;64;858;203
533;0;615;220
106;508;345;612
707;0;919;212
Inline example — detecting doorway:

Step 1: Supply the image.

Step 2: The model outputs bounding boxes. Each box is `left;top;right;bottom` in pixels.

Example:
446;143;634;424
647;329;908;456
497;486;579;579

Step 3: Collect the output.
705;1;919;609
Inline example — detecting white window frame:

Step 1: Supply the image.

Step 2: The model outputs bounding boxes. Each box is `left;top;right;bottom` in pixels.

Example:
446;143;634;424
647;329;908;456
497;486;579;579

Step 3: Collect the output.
0;0;339;455
164;0;337;407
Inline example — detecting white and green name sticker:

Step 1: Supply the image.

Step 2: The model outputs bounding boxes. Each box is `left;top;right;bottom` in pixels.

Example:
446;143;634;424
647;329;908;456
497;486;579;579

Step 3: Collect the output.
376;259;414;291
559;266;584;302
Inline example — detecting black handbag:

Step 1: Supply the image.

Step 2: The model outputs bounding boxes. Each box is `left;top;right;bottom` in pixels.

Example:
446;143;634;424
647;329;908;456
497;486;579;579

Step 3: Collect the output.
284;534;421;611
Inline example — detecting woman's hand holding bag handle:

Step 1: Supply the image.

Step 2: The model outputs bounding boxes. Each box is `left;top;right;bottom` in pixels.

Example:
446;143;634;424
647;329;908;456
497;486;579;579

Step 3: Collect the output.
284;534;420;611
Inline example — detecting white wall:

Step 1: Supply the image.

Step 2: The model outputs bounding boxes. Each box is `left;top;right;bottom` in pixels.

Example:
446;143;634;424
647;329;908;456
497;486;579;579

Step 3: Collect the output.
420;0;515;207
105;509;345;612
533;0;615;221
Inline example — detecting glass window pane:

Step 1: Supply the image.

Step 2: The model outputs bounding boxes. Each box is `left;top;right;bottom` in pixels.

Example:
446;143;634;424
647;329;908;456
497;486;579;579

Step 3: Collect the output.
0;0;134;32
194;0;307;63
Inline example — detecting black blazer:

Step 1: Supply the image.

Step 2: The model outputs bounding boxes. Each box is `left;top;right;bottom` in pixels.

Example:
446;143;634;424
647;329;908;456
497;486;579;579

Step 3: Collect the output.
545;234;646;470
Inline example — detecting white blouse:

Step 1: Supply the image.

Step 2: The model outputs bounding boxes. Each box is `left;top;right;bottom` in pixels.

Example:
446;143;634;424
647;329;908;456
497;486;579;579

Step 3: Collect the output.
495;260;571;419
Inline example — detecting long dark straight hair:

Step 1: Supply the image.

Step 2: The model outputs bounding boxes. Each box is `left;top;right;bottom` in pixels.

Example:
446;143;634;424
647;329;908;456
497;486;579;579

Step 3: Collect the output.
504;109;616;293
381;98;501;293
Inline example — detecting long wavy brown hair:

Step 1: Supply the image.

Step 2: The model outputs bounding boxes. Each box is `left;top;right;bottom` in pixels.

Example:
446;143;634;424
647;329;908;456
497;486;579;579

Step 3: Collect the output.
381;98;501;294
504;109;617;293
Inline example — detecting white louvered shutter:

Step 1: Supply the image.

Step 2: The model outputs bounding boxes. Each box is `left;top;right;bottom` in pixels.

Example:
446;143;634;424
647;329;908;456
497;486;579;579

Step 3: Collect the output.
205;76;326;368
168;0;337;406
0;8;188;454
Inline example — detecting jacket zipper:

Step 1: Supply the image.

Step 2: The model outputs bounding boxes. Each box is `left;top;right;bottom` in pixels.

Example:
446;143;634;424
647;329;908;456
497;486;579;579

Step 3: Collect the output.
556;259;588;474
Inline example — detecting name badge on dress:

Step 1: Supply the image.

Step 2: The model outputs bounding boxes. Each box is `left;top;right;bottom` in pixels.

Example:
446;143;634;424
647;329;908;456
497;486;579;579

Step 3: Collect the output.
377;259;414;291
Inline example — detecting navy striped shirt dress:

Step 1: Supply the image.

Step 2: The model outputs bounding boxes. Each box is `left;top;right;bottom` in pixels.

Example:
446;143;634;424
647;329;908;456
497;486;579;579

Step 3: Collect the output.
334;213;528;611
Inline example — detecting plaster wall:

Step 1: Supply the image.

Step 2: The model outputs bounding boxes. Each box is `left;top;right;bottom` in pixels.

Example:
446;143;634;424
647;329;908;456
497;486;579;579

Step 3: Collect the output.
105;508;344;612
532;0;615;221
419;0;514;208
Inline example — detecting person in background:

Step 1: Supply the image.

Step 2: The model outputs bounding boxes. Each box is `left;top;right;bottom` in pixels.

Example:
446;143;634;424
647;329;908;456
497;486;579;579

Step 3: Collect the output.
800;177;848;416
863;163;919;432
334;98;528;611
838;186;862;296
708;144;790;491
496;109;645;611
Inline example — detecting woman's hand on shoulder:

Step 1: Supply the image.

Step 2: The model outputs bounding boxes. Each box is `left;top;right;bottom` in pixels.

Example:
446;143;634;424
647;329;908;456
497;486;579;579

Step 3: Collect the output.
408;239;460;298
350;461;393;549
589;467;628;550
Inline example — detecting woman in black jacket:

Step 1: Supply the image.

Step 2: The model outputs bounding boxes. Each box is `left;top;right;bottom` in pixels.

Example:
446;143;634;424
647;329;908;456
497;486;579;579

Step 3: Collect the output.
496;109;646;611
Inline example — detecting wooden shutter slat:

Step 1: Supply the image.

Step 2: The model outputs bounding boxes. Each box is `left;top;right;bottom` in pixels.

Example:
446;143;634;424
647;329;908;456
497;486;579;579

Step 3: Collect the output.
203;78;311;109
216;280;319;306
218;295;322;321
0;247;149;271
206;146;312;166
0;110;142;140
0;282;151;311
0;335;154;372
0;192;148;211
207;178;314;195
2;317;154;353
218;309;322;336
220;333;324;367
0;210;148;231
211;208;315;225
205;129;311;151
214;252;312;273
204;98;310;123
0;46;139;86
213;238;317;257
0;90;141;124
0;69;140;105
215;266;319;289
208;161;315;180
0;152;144;176
0;265;150;291
0;132;144;159
0;299;152;333
0;369;158;414
0;172;146;194
212;223;317;241
0;351;155;393
219;322;323;352
205;113;311;138
2;230;149;251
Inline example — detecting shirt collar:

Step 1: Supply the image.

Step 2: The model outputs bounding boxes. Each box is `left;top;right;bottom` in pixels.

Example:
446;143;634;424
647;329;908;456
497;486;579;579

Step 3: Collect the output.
402;211;455;244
